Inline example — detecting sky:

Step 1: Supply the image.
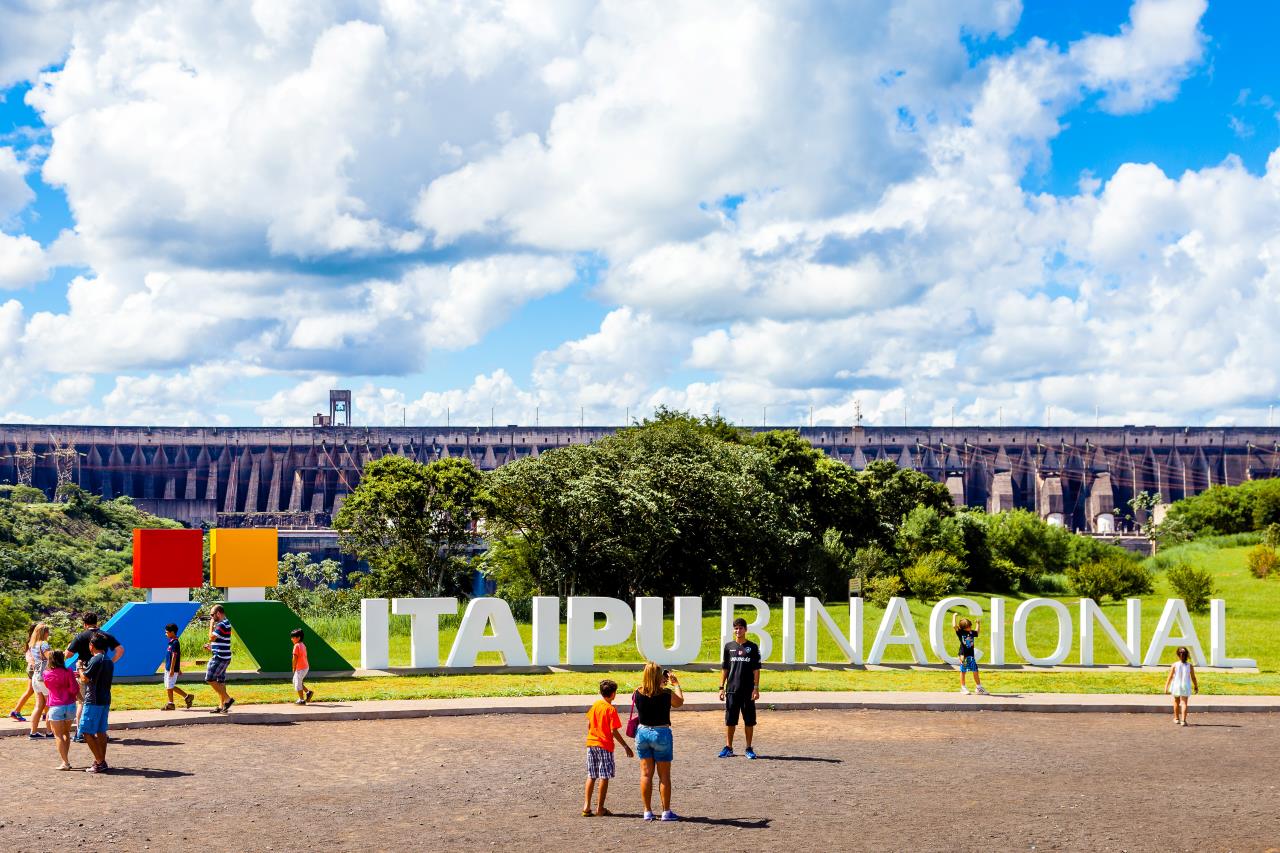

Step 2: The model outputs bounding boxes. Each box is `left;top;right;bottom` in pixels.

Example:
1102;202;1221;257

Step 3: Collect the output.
0;0;1279;428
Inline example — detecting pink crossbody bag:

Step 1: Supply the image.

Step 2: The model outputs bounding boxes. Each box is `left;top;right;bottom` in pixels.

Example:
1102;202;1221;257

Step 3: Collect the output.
625;690;640;737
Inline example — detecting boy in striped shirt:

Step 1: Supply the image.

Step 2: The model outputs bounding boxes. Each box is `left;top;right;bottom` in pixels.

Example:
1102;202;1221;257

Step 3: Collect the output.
203;605;236;714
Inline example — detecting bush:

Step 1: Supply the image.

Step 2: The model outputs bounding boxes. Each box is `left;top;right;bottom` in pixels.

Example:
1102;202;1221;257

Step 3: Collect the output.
1265;523;1280;549
901;551;966;602
850;543;894;580
1067;556;1154;601
1246;544;1279;579
864;574;903;607
1165;562;1215;613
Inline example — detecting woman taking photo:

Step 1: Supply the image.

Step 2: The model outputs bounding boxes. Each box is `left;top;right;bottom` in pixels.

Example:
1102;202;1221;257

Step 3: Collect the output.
632;661;684;821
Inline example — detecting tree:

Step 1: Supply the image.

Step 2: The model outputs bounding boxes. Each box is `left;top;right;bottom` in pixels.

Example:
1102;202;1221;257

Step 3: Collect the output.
857;459;955;548
984;509;1071;586
334;455;487;598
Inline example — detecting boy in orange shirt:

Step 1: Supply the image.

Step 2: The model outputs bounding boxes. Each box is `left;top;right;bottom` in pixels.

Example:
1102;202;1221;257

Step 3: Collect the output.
582;679;633;816
290;628;313;705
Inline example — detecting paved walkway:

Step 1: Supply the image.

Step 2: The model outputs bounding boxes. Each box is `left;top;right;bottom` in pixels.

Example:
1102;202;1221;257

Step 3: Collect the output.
4;690;1279;737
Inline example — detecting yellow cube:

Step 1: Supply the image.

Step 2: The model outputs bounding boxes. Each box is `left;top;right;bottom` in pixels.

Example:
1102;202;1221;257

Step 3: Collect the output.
210;528;279;588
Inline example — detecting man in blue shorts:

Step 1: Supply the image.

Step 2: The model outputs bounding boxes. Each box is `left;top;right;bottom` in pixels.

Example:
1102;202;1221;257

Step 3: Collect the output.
718;617;762;759
203;605;236;713
78;633;114;773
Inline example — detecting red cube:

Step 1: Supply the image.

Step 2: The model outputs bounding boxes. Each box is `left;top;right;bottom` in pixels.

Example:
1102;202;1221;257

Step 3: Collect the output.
133;528;204;589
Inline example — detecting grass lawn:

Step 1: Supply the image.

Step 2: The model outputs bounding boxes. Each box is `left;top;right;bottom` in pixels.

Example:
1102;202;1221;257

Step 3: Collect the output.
4;545;1278;710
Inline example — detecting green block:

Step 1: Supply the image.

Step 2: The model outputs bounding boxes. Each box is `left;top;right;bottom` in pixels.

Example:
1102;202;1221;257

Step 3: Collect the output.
219;601;352;672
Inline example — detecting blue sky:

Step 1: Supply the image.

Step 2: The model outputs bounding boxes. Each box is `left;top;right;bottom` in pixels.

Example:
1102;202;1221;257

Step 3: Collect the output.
0;0;1278;427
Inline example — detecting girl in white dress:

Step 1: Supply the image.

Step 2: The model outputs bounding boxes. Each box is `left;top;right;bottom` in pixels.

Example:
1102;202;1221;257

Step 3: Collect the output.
1163;646;1198;726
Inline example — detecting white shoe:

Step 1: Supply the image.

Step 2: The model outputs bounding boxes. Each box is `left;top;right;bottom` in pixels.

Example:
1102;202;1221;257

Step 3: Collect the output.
975;686;989;695
959;686;970;695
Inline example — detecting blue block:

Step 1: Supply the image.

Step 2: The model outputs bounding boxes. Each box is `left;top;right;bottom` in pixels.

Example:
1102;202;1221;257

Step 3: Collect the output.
67;601;201;678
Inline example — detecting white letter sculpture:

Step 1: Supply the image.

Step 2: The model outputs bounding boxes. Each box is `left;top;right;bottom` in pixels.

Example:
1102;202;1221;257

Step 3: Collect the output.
1013;598;1072;666
392;597;458;668
867;597;927;665
803;597;863;664
720;597;773;662
360;597;390;671
1143;599;1206;666
530;596;560;666
567;597;635;666
447;598;530;667
635;597;702;665
1210;598;1255;668
1079;598;1141;666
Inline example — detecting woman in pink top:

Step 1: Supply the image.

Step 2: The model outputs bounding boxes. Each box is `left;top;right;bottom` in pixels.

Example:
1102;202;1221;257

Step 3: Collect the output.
42;650;80;770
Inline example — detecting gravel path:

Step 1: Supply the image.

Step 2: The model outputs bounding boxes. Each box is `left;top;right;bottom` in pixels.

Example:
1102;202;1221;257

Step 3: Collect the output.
0;708;1274;851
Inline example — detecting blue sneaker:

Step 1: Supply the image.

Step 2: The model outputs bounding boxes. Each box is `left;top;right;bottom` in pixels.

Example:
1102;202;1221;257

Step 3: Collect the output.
717;746;734;758
745;747;757;759
643;811;655;822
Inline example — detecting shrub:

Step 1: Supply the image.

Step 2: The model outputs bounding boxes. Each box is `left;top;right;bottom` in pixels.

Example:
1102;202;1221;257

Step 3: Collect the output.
1067;556;1154;601
901;551;966;602
1165;562;1215;613
1265;523;1280;549
864;574;903;607
1246;544;1279;579
850;543;894;580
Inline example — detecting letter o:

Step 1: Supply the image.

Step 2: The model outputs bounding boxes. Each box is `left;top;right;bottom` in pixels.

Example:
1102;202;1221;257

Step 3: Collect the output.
1012;598;1072;666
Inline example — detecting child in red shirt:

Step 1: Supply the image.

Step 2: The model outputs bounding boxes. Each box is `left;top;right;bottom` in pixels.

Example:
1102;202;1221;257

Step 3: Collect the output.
582;679;633;816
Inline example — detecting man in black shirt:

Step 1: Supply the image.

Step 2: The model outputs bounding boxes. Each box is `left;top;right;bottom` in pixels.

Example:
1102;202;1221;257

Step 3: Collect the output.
718;617;762;759
79;633;115;773
65;612;123;743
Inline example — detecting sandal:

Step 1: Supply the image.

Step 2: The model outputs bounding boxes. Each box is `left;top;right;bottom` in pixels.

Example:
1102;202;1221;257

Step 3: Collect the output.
581;809;593;817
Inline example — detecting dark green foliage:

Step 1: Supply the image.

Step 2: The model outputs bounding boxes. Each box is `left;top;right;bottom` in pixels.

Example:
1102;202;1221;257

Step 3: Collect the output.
267;552;357;617
334;455;488;598
901;551;966;602
0;595;33;670
1165;562;1216;613
1162;478;1280;538
1066;554;1154;601
984;509;1072;586
858;459;954;546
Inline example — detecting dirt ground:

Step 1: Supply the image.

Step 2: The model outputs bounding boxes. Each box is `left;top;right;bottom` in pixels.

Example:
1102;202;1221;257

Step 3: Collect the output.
0;708;1276;852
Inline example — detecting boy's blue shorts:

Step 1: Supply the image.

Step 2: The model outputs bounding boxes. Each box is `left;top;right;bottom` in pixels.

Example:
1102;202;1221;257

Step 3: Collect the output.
959;655;979;673
635;725;674;762
80;704;109;735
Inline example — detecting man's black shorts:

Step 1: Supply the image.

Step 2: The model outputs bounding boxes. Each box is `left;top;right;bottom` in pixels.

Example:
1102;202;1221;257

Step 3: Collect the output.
725;691;756;726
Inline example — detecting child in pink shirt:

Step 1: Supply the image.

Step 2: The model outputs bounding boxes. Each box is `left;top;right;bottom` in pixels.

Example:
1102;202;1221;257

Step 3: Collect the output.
42;651;80;770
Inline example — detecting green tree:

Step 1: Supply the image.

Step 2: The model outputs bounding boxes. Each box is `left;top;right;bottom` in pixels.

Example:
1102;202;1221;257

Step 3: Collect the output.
857;459;954;547
334;455;487;598
984;509;1071;587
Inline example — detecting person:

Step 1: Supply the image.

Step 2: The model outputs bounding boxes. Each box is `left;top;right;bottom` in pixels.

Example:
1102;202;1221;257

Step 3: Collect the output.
7;623;40;723
291;628;313;705
203;605;235;713
632;661;684;822
43;650;80;770
161;623;194;710
953;613;989;696
582;678;634;817
78;633;115;773
65;612;123;743
25;622;54;739
1164;646;1198;726
718;617;761;759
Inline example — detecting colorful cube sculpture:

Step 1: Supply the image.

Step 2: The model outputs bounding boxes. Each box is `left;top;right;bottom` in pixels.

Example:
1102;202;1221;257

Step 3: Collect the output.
132;528;203;589
210;528;278;588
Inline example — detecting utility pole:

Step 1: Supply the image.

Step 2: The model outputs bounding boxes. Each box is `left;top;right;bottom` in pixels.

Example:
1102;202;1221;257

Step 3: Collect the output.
950;405;955;428
535;406;539;427
762;405;767;427
490;406;494;428
998;406;1003;428
809;405;814;428
446;407;450;428
1095;405;1100;427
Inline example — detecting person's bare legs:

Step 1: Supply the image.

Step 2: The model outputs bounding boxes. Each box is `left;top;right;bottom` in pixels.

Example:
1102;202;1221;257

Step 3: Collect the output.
85;732;107;765
50;718;72;766
639;758;655;813
1171;695;1180;723
596;778;610;814
29;692;47;735
744;724;754;750
583;777;596;813
1179;696;1190;725
656;761;672;812
208;680;231;708
725;723;736;749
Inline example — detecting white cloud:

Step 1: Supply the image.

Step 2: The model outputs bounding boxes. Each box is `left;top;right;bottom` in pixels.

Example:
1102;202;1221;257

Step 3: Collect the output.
1070;0;1207;114
0;0;1274;428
